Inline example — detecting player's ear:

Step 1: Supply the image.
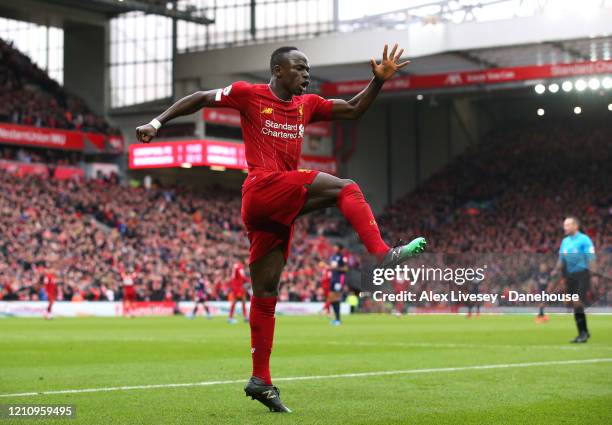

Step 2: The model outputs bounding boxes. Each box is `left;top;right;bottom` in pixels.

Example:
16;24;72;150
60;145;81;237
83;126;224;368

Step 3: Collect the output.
272;64;282;78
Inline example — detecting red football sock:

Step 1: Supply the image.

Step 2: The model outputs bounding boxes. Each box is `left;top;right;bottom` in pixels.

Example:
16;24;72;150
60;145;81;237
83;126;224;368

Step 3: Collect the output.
249;296;277;385
337;183;389;256
229;300;236;319
323;299;331;313
242;301;247;318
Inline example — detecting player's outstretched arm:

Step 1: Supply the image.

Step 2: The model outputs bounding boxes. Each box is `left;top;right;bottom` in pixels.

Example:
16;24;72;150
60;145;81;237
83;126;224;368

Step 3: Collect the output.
135;89;218;143
331;43;410;120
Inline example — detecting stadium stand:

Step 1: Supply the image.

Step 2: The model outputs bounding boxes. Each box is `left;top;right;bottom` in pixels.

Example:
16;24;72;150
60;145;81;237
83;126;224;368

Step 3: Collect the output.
0;38;119;135
0;170;342;303
0;35;609;309
379;119;611;254
378;119;611;306
1;119;609;306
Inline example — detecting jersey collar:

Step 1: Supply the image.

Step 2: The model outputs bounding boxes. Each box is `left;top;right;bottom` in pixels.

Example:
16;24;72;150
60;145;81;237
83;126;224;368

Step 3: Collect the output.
267;84;294;103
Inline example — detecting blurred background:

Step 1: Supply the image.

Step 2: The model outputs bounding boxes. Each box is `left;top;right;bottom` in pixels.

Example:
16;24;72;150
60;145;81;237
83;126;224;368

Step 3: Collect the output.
0;0;610;316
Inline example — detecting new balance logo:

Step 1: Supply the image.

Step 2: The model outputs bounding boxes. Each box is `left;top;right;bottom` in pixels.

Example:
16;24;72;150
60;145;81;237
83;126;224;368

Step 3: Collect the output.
261;107;273;114
262;390;277;399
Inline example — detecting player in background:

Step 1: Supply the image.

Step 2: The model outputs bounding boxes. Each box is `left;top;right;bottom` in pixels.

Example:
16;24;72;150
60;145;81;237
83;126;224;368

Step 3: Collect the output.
329;244;348;325
534;262;551;323
121;269;137;318
319;261;332;316
391;275;408;317
228;260;249;324
136;43;426;413
42;264;57;320
466;279;481;318
190;273;212;319
551;216;597;343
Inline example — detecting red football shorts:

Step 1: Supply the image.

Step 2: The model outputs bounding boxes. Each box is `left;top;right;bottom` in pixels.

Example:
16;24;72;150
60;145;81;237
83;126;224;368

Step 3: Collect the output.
123;286;136;302
241;169;319;264
45;286;57;302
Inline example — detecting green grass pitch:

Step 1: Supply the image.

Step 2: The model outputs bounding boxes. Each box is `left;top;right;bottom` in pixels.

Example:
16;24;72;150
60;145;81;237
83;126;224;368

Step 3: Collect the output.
1;314;611;424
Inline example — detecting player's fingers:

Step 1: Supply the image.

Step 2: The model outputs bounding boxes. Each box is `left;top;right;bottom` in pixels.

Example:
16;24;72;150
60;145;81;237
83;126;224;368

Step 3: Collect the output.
382;44;388;61
370;58;377;69
389;43;398;60
396;48;405;62
397;60;411;69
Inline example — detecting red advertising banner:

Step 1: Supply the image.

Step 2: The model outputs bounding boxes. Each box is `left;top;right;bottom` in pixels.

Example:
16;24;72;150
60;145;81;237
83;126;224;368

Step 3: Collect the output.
299;155;337;175
203;107;241;126
305;121;332;137
0;161;48;177
123;301;177;317
320;60;612;96
129;140;337;174
0;160;83;180
84;132;106;150
54;166;85;180
129;139;247;170
0;123;85;150
108;136;124;153
203;107;332;136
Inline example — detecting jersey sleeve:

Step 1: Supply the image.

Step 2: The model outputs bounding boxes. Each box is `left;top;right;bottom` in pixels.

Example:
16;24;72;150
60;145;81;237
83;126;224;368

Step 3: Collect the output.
582;236;596;261
306;94;333;123
213;81;252;112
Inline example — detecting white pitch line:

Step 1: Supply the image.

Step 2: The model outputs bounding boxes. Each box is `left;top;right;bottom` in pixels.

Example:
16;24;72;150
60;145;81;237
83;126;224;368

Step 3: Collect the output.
322;341;612;351
1;358;611;399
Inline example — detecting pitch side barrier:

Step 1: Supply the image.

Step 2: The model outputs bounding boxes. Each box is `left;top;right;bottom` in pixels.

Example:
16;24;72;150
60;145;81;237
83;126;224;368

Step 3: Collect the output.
0;301;350;318
2;301;612;317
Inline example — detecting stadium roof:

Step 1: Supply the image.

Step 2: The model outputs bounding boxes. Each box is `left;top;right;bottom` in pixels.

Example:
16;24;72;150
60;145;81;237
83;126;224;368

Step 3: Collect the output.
32;0;213;24
239;36;612;86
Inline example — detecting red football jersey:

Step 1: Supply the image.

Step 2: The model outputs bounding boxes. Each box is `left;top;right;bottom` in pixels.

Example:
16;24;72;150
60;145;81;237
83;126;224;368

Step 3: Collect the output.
231;262;247;292
321;269;331;291
44;273;57;297
213;82;333;174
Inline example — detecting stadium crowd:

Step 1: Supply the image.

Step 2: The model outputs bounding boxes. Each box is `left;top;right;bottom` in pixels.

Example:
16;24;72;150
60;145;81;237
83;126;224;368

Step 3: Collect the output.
378;119;611;306
0;38;119;135
0;170;340;303
0;61;609;308
0;145;80;166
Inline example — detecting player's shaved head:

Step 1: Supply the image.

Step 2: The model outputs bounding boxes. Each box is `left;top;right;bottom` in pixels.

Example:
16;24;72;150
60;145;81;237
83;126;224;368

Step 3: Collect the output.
270;46;299;73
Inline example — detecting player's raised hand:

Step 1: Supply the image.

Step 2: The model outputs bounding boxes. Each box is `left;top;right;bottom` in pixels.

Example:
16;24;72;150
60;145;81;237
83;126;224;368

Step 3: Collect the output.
370;43;410;82
135;123;157;143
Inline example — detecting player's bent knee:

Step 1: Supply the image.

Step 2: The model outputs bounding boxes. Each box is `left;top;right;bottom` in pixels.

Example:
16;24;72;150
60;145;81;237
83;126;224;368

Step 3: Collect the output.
341;178;356;188
249;248;285;297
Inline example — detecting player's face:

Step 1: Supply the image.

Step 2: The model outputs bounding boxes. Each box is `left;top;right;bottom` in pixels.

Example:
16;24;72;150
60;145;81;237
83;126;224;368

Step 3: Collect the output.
278;51;311;95
563;218;578;235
